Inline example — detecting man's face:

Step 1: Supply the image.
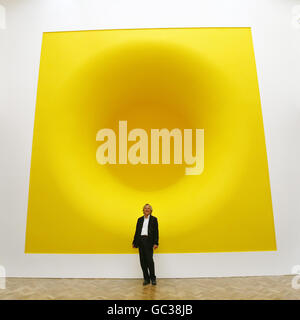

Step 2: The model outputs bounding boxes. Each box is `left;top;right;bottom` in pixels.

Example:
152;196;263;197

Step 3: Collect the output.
143;205;151;216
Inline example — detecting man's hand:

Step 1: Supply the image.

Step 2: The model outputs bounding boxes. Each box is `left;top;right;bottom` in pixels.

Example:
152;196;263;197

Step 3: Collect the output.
153;244;158;249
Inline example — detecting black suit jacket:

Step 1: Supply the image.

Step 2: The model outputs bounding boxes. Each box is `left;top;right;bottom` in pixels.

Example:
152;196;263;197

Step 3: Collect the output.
132;215;159;248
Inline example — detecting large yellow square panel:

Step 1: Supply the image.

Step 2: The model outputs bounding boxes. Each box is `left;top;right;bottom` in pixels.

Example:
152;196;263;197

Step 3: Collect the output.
25;27;276;253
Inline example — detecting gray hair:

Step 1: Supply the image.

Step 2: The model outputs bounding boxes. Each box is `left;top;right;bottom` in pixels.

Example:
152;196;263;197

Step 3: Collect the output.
143;203;153;213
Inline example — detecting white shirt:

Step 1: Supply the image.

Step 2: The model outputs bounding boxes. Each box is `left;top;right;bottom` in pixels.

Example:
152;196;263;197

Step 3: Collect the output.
141;215;150;235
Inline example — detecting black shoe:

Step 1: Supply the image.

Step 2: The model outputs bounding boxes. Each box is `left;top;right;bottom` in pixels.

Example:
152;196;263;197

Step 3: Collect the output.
151;279;157;285
143;280;150;286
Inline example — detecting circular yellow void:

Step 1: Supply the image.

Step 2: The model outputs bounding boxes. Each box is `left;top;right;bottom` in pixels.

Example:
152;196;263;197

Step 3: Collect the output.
63;41;226;191
48;39;243;242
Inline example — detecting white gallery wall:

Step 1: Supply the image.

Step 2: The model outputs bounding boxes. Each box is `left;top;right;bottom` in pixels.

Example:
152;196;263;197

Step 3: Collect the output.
0;0;300;278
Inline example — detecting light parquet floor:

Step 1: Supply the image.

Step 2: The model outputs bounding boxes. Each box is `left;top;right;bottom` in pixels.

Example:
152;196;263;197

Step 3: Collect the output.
0;275;299;300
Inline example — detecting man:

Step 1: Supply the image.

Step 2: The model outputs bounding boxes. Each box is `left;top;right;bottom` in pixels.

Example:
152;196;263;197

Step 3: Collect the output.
132;204;159;286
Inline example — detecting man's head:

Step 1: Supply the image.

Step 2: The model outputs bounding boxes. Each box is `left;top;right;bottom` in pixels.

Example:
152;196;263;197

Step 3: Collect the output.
143;204;152;217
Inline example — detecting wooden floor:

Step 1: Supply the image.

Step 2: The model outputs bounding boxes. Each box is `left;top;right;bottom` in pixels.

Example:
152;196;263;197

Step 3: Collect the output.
0;275;299;300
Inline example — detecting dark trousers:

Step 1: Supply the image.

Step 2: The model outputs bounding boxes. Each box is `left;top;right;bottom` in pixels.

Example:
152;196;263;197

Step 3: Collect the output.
139;236;156;281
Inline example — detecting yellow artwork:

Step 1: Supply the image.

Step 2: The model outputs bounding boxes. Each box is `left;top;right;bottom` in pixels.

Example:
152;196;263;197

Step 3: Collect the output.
25;27;276;253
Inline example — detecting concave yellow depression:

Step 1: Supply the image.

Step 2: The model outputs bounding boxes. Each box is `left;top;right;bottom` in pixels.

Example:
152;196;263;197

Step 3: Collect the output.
25;27;276;253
